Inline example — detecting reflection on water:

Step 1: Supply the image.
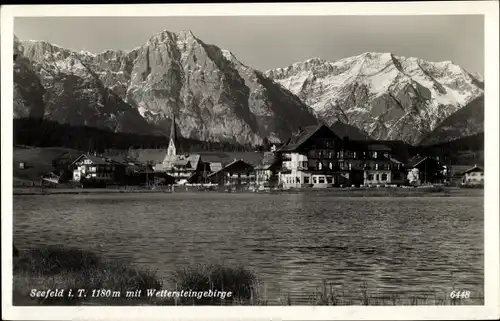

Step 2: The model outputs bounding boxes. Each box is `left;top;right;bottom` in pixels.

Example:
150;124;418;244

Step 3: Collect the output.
13;193;484;304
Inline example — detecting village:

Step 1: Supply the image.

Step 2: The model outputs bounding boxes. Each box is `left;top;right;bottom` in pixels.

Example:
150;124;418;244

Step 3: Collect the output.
19;115;484;192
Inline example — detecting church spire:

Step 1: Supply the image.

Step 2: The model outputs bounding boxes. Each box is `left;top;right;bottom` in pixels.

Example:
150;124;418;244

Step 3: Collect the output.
167;113;178;156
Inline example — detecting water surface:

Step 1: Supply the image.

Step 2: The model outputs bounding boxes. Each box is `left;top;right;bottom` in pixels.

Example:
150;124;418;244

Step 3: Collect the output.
13;193;484;304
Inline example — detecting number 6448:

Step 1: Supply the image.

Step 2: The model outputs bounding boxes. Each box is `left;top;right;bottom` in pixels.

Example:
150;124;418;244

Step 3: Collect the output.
450;290;471;299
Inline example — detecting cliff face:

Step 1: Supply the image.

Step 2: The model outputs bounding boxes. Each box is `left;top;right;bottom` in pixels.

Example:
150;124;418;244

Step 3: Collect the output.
13;36;45;119
266;53;484;144
419;95;485;146
15;31;319;145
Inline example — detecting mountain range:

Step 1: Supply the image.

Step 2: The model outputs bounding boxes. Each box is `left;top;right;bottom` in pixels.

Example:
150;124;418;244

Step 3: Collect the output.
13;30;484;146
266;53;484;145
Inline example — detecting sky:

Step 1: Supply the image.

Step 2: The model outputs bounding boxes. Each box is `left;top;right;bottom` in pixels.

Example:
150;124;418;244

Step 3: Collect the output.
14;15;484;74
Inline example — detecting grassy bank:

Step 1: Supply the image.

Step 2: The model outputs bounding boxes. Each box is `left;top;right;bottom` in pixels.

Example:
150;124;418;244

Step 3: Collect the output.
13;245;482;306
13;245;162;305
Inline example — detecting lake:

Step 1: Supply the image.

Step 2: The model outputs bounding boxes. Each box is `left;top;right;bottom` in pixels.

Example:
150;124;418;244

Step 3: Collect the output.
13;192;484;305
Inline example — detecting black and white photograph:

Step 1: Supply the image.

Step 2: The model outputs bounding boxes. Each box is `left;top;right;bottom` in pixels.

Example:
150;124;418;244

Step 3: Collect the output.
1;2;499;321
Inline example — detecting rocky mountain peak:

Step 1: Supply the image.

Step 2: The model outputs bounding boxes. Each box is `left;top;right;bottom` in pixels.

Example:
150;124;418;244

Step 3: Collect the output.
13;30;319;145
266;52;484;144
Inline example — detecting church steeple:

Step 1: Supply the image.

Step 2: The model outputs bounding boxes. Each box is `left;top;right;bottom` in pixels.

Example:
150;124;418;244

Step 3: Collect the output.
167;113;178;156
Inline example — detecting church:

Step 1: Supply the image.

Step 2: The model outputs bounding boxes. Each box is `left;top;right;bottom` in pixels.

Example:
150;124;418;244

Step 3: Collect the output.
153;114;204;184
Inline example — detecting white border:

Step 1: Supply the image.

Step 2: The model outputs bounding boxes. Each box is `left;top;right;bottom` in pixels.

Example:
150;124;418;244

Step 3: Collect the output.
1;2;499;320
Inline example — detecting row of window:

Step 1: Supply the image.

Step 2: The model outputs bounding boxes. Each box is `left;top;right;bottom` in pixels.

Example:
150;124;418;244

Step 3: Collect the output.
366;173;402;181
468;172;484;177
283;176;333;185
367;173;388;181
307;150;385;160
299;161;402;171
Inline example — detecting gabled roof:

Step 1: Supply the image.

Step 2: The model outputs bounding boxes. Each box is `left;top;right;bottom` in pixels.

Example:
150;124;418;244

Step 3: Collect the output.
406;155;442;168
330;121;371;141
71;154;109;166
463;165;484;174
208;162;223;172
207;159;254;178
366;144;391;152
196;152;264;166
279;124;337;152
406;155;427;168
159;154;201;171
173;159;190;167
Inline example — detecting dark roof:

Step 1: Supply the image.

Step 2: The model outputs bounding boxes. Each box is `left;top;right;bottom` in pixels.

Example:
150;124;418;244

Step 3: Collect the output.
330;121;371;141
406;155;442;168
463;165;484;174
406;155;426;168
366;144;391;152
196;152;264;166
279;124;331;152
448;165;474;175
72;154;123;166
207;159;254;178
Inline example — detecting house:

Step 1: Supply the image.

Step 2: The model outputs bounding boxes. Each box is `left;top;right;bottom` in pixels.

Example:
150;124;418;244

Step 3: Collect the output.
462;165;484;185
152;114;203;184
276;124;406;188
361;144;406;186
206;159;256;189
278;124;345;188
254;151;282;188
71;154;126;184
405;155;445;185
124;162;175;186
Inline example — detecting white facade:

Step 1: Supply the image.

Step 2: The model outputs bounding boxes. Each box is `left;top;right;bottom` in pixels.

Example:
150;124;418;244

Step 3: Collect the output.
280;153;310;188
464;170;484;185
72;157;115;182
279;152;339;188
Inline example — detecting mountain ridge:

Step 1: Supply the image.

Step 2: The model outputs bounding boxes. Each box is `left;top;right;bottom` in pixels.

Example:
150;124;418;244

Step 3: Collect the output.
14;31;483;146
265;52;484;144
14;30;319;145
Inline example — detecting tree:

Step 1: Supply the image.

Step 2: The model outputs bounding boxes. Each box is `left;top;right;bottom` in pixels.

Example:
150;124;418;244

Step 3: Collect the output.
262;137;270;151
407;168;420;186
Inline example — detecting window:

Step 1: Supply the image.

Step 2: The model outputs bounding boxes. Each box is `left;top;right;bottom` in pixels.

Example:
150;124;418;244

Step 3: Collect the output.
313;177;317;184
348;163;352;170
296;177;300;184
319;177;325;184
304;177;310;184
353;152;357;159
375;174;380;181
328;151;332;158
326;177;333;184
375;164;379;170
368;174;374;180
318;161;323;170
329;162;333;170
381;174;388;181
373;152;378;158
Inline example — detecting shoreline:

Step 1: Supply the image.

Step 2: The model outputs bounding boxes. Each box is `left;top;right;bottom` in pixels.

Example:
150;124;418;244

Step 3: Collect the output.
13;186;484;197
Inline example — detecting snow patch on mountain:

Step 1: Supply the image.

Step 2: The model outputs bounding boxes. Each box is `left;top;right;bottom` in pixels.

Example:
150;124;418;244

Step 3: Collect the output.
266;52;484;144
